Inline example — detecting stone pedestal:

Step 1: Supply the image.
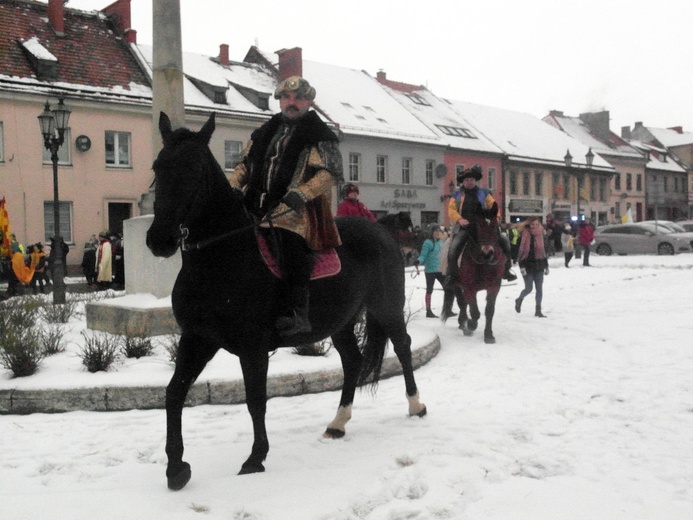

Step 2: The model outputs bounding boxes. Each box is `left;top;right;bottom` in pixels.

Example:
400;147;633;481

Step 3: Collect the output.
86;215;181;335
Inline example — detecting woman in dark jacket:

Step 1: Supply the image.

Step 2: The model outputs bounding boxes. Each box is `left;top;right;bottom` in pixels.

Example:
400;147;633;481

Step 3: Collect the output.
514;217;549;317
578;218;595;267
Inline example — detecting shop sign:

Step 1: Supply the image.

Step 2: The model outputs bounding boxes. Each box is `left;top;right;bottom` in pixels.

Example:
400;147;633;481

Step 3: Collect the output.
508;199;543;213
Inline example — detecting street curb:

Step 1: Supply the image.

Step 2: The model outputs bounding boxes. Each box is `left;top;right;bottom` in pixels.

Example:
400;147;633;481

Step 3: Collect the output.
0;334;440;415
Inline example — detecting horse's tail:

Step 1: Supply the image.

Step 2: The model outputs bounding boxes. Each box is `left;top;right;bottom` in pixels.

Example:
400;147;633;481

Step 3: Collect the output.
357;311;388;390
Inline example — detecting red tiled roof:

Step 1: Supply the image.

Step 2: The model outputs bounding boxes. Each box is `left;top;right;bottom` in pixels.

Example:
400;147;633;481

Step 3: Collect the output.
0;0;150;92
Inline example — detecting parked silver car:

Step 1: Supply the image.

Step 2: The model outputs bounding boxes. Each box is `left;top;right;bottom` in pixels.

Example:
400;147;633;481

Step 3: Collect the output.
673;220;693;232
593;222;693;255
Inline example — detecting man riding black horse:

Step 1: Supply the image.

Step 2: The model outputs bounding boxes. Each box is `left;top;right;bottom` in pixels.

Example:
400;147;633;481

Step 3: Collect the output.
229;76;342;337
444;165;516;288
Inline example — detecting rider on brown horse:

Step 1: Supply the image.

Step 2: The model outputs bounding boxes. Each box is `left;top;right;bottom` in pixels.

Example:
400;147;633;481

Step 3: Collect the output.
444;165;516;288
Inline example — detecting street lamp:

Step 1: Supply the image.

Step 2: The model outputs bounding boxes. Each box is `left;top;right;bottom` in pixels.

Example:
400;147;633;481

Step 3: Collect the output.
565;147;594;258
38;98;71;305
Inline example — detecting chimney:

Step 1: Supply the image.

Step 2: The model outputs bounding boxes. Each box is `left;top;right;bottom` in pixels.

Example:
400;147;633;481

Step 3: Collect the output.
634;121;643;129
219;44;230;66
102;0;136;43
621;126;631;139
668;126;683;134
580;110;610;138
276;47;303;80
549;110;564;117
377;70;387;82
48;0;65;35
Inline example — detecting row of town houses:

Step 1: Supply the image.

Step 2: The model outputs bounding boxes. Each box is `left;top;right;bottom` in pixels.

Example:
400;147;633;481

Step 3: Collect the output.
1;0;692;270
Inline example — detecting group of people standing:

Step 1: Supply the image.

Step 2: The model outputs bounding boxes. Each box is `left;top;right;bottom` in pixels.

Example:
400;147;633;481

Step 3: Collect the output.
81;232;124;291
1;233;66;297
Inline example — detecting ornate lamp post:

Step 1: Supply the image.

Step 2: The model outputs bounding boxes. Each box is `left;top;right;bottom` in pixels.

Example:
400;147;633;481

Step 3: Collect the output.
38;98;71;305
565;147;594;259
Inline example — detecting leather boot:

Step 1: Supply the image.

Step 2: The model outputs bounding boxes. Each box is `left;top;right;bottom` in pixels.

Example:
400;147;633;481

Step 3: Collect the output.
425;294;438;318
515;297;523;313
535;304;546;318
276;285;311;336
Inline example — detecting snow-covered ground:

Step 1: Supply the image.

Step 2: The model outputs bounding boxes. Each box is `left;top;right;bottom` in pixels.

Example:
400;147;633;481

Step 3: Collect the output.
2;254;693;519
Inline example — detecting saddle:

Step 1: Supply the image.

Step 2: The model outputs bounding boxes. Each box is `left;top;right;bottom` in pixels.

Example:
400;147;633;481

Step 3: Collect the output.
255;230;341;280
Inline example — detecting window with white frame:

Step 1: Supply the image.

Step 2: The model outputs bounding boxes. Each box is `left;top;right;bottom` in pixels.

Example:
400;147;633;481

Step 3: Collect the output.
43;201;73;243
401;157;412;184
488;167;496;191
42;128;71;165
522;171;530;195
376;155;387;183
105;131;131;167
348;153;361;182
425;159;435;186
224;140;243;170
0;121;4;162
455;164;465;181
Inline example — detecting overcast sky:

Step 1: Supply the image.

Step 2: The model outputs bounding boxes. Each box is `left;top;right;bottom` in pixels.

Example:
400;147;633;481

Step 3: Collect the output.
65;0;692;135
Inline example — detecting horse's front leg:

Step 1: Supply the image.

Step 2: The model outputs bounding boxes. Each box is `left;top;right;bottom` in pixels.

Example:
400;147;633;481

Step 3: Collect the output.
483;291;499;344
166;334;217;490
463;296;481;335
238;349;270;475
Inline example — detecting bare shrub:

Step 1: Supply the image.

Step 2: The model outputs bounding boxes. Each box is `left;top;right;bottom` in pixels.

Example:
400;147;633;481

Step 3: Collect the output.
79;331;119;373
121;334;155;359
0;328;44;377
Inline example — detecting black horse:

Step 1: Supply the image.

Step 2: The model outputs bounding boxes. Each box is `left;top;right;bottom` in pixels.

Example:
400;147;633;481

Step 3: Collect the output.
377;212;417;265
441;217;505;344
146;113;427;490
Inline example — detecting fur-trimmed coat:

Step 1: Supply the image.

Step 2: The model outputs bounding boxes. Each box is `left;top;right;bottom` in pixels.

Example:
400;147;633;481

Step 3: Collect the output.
229;111;343;251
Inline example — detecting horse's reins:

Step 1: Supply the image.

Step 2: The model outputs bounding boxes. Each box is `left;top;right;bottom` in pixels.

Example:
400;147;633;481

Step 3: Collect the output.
178;204;294;252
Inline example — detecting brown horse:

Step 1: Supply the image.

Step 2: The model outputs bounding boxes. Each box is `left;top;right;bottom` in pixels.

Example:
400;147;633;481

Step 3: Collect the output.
441;217;505;344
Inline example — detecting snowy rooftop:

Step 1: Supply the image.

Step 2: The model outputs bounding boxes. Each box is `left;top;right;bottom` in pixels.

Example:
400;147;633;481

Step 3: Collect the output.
303;60;442;144
380;86;502;154
136;44;278;116
447;100;615;171
647;126;693;148
543;113;643;160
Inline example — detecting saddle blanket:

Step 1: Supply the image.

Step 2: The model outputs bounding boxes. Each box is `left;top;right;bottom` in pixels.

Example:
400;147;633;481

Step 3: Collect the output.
255;230;341;280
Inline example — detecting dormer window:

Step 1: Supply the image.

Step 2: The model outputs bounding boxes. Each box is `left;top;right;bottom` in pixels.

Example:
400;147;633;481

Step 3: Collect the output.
229;82;270;110
186;76;228;105
435;124;477;139
406;93;430;106
20;37;58;80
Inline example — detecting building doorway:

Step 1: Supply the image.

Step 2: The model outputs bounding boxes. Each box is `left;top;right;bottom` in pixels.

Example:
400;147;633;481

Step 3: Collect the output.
108;202;132;237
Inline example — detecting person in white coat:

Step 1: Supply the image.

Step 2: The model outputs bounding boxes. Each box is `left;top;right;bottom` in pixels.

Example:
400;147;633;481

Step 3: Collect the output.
95;232;112;290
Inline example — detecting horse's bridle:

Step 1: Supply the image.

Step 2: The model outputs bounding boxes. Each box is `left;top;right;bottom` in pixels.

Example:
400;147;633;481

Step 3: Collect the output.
465;233;501;266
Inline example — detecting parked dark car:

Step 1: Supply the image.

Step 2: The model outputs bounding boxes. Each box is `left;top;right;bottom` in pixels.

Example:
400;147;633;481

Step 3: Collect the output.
593;222;693;256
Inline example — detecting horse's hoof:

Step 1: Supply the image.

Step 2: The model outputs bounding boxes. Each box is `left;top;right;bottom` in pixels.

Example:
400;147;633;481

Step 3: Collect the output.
323;428;346;439
411;405;427;418
167;462;191;491
484;335;496;344
468;320;478;331
238;461;265;475
463;328;473;336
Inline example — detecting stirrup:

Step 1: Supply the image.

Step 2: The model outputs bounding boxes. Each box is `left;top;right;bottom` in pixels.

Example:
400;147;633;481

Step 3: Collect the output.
504;269;517;282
